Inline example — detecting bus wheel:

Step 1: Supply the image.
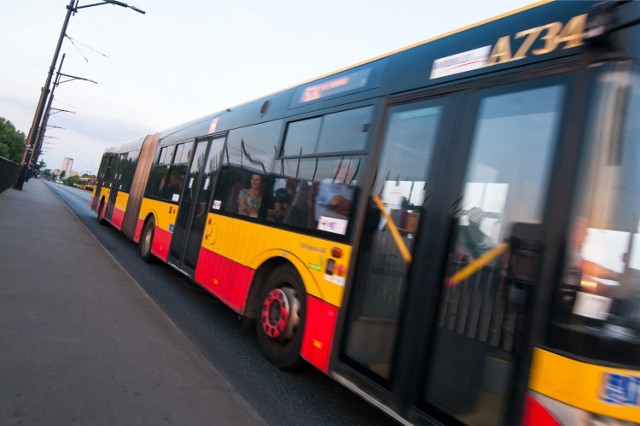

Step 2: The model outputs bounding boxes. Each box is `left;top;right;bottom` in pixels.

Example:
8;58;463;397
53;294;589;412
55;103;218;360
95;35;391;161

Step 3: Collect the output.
139;218;155;263
256;264;306;369
97;200;106;225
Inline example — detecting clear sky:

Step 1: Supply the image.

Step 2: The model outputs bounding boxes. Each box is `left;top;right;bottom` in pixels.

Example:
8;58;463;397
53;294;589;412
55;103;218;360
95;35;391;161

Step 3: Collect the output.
1;0;534;175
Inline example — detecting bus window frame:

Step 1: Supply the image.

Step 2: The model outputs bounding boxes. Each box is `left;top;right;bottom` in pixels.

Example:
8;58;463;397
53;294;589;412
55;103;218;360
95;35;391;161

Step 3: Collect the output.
267;102;377;240
145;139;194;203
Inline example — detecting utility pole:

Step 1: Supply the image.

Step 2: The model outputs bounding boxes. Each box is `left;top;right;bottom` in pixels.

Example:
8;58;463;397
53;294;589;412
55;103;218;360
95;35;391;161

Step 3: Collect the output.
13;0;145;190
28;53;98;177
28;54;67;179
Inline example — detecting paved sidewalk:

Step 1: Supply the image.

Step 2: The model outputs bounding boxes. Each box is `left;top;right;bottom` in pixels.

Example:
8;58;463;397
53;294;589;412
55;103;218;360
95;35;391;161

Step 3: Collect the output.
0;180;266;425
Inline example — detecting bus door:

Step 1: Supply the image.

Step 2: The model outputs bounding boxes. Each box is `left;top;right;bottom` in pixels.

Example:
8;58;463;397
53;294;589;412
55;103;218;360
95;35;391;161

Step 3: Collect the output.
339;97;446;384
168;136;225;273
105;153;126;221
340;74;573;425
92;156;111;212
419;76;572;425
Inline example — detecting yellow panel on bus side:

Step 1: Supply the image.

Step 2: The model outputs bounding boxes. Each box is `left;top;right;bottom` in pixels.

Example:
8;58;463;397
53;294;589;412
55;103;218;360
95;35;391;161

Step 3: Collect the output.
115;191;129;213
202;213;352;308
529;348;640;423
97;187;110;206
138;197;178;232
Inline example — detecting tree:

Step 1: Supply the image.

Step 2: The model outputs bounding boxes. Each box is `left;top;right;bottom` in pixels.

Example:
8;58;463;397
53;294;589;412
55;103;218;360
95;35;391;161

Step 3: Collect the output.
0;117;26;163
65;175;80;187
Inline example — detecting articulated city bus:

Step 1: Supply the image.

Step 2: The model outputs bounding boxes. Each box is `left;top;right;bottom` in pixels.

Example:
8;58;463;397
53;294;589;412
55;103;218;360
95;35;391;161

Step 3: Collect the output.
91;1;640;424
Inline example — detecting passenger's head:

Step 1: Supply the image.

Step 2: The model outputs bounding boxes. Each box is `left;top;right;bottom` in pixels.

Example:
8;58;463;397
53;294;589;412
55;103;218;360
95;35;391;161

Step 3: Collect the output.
250;174;262;190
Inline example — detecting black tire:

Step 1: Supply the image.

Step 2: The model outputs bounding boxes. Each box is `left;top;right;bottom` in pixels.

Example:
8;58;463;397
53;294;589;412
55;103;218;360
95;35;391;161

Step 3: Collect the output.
256;264;306;369
139;218;156;263
97;199;107;225
239;316;256;335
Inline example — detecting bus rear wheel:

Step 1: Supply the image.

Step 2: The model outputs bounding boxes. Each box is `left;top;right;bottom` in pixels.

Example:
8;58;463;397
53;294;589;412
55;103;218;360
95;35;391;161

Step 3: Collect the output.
139;218;155;263
97;199;107;225
256;264;306;369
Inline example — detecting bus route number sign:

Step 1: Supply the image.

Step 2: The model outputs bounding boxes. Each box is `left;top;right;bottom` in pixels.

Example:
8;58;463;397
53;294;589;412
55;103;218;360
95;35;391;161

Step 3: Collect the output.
431;13;587;79
601;373;640;406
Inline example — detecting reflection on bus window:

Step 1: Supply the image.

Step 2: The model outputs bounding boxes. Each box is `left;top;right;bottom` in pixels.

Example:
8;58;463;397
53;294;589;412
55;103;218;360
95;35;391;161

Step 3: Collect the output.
314;159;356;234
266;156;362;236
282;106;372;156
158;145;175;165
551;65;640;366
174;142;193;164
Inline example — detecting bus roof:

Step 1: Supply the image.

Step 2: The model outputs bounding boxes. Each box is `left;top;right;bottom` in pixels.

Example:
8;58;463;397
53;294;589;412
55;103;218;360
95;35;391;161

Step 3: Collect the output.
157;0;594;145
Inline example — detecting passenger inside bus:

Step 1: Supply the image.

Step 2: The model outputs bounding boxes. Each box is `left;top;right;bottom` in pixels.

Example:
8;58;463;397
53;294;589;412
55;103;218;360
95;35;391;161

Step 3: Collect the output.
158;168;183;200
237;173;263;218
267;177;296;222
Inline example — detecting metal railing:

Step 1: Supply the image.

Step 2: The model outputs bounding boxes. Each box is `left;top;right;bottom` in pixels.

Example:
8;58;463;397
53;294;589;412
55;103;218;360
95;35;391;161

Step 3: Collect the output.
0;157;19;194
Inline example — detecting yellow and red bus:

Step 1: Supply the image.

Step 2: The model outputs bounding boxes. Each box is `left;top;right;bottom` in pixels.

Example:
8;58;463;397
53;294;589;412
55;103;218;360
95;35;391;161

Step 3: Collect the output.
91;1;640;424
75;177;96;191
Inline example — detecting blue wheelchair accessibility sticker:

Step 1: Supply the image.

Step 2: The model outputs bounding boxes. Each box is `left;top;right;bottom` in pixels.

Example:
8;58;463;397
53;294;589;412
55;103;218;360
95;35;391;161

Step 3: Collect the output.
601;373;640;406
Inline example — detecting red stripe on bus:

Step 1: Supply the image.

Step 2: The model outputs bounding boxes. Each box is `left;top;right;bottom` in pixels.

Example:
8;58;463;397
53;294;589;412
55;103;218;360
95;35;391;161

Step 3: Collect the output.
301;295;338;373
133;219;144;243
195;247;253;313
151;226;172;262
111;207;125;230
522;394;560;426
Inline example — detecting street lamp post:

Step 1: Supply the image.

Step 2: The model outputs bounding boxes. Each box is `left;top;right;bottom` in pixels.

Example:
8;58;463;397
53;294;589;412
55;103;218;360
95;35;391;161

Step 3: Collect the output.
13;0;145;190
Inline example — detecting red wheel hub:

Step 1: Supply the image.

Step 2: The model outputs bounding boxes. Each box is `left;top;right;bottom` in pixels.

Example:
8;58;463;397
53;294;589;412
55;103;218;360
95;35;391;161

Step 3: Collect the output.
260;288;291;339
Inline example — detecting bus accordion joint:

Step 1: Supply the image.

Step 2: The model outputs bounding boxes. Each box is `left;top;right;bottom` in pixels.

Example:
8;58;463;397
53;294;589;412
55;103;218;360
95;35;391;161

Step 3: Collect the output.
447;242;509;287
371;195;412;263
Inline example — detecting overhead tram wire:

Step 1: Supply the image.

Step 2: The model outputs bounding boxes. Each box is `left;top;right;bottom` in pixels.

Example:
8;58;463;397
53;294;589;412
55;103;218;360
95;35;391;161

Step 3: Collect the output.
65;35;209;109
62;34;156;138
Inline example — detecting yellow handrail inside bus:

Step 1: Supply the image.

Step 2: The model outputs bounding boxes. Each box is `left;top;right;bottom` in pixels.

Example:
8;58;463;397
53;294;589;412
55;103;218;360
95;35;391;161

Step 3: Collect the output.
447;242;509;287
372;195;412;263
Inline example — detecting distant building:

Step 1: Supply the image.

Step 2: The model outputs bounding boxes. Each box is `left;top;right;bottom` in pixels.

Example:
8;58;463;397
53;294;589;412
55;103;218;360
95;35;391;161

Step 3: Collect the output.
61;157;73;177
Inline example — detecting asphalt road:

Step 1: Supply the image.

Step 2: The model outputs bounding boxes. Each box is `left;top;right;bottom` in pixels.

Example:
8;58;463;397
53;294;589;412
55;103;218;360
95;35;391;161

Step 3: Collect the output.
48;182;398;426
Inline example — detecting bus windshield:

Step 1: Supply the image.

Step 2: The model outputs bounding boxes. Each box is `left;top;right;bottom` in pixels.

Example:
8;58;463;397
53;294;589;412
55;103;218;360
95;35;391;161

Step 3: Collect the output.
548;62;640;368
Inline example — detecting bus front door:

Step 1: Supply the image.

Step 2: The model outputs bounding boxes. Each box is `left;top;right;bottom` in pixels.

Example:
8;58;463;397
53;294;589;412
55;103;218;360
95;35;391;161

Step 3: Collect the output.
168;137;225;273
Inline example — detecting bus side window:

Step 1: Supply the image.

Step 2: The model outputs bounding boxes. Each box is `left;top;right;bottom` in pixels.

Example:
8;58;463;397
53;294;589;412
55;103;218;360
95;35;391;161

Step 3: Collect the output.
237;173;264;218
213;167;265;217
267;177;298;223
273;156;361;236
157;166;184;201
147;165;169;198
211;121;281;216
